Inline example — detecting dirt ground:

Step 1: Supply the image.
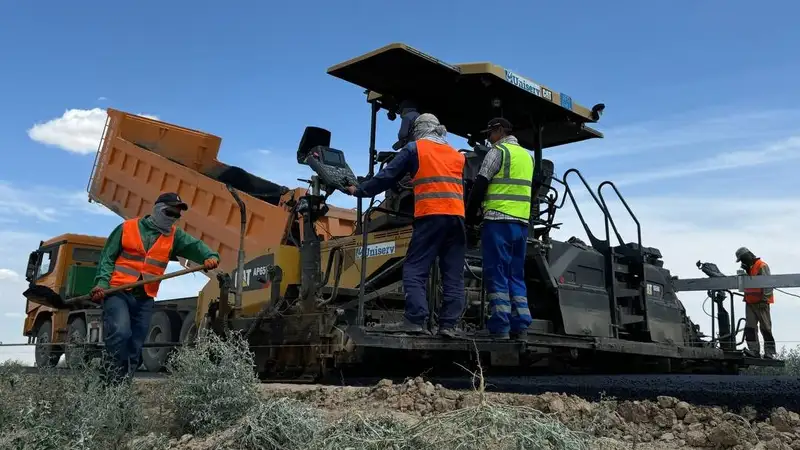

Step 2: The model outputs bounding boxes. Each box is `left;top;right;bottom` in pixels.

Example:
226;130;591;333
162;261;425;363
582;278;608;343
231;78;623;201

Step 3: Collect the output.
133;377;800;450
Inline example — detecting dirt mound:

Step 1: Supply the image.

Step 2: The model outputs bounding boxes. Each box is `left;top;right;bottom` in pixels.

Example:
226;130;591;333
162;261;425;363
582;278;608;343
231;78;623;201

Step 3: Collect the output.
256;377;800;449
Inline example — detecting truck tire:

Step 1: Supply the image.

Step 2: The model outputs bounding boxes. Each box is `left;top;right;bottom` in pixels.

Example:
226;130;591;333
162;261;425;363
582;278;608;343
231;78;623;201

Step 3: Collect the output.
179;313;198;346
142;310;181;373
65;317;90;369
34;320;62;368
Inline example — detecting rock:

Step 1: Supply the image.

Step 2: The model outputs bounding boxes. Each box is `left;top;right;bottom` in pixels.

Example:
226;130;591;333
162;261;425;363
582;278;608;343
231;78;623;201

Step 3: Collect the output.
661;432;675;441
548;397;566;414
764;438;792;450
433;397;455;413
772;408;800;433
617;401;649;424
657;396;678;409
654;409;677;429
443;390;459;401
688;423;704;432
179;434;193;444
686;430;708;447
377;378;393;388
396;394;414;411
675;401;691;420
420;382;435;396
373;387;392;400
708;421;742;447
759;425;781;442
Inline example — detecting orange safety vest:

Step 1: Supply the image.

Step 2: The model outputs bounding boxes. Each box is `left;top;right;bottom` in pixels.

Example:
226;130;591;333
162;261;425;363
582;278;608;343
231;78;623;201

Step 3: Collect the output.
109;218;176;298
743;258;774;304
411;139;465;218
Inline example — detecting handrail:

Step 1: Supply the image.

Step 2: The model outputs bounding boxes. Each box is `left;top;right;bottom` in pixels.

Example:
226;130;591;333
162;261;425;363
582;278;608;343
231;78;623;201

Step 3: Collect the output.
597;180;642;253
561;168;609;251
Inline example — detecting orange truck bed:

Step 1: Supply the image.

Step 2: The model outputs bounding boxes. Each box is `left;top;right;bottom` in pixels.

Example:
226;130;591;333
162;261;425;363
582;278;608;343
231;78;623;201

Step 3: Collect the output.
87;108;357;274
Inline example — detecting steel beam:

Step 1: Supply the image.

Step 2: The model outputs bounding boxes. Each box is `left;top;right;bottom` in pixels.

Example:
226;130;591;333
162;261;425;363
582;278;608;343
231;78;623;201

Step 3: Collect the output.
672;273;800;292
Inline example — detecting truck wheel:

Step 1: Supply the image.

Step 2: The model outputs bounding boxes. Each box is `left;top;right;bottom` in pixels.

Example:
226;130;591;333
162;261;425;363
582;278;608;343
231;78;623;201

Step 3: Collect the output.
65;317;90;369
142;310;181;372
34;320;62;368
179;313;198;346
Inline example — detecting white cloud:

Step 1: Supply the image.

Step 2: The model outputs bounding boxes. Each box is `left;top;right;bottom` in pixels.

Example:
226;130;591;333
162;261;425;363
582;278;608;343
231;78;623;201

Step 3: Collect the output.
0;181;114;222
605;135;800;188
27;108;158;155
554;107;800;165
97;96;107;102
0;269;19;281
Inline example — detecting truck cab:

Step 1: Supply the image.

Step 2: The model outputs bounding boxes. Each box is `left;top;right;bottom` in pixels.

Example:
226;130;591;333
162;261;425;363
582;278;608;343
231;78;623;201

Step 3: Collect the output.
23;234;106;368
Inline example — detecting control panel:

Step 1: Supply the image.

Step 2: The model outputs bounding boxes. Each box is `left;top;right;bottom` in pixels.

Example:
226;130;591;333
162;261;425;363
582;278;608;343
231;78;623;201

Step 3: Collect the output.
302;145;359;194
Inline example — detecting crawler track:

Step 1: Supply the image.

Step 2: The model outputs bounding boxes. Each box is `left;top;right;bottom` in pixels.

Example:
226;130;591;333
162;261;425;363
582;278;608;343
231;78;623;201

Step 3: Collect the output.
21;367;798;415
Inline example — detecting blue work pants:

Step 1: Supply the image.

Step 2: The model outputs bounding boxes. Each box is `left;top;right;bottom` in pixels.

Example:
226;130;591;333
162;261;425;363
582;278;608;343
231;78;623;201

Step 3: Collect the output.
102;291;154;383
482;220;532;334
402;215;466;329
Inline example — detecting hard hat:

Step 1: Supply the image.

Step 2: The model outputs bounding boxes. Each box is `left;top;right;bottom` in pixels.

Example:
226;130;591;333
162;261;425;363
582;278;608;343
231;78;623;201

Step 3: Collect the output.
735;247;751;262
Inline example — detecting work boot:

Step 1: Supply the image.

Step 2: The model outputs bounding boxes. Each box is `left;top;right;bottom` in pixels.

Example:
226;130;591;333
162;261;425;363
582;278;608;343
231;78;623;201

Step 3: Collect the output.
510;330;528;340
371;318;430;335
438;327;461;339
742;348;760;358
474;329;510;340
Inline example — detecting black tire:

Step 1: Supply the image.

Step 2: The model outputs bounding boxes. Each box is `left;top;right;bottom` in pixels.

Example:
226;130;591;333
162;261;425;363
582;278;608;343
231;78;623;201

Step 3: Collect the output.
142;310;181;372
34;320;62;368
65;317;90;369
179;312;198;346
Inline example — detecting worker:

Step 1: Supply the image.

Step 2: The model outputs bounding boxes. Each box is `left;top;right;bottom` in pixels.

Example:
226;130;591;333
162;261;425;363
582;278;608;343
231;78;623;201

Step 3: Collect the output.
736;247;777;359
90;192;220;384
465;118;534;340
346;113;466;338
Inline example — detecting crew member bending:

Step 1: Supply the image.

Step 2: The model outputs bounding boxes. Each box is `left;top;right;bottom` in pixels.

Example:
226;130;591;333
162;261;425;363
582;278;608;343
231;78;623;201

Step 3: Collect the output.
466;118;534;339
90;192;220;383
347;113;466;338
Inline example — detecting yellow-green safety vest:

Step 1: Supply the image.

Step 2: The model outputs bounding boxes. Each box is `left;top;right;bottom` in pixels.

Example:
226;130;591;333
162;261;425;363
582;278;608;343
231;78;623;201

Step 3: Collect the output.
482;143;534;220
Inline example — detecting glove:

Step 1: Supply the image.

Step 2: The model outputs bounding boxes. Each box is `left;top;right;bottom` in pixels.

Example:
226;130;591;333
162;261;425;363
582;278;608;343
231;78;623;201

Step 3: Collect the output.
203;258;219;270
90;286;105;303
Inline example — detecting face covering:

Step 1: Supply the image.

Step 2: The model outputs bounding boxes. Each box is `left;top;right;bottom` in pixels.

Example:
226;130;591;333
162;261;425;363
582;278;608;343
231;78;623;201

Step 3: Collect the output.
150;203;180;235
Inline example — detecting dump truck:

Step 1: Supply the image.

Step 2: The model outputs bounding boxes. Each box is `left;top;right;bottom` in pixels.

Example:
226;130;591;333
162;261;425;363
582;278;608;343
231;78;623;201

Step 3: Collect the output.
28;42;796;377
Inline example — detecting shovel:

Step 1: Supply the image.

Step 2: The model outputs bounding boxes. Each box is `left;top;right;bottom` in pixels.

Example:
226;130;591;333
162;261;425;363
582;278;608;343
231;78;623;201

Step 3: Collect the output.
66;265;210;306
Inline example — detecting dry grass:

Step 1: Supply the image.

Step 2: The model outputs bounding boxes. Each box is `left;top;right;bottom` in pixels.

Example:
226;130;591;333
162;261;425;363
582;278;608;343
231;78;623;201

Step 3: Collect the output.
0;359;144;449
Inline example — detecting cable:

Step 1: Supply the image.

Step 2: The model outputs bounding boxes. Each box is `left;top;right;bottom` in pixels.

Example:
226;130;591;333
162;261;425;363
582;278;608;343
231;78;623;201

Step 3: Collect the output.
776;288;800;299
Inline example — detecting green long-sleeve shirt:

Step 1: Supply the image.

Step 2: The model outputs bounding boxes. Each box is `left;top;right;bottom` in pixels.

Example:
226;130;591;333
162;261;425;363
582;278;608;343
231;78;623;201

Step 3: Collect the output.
93;216;221;298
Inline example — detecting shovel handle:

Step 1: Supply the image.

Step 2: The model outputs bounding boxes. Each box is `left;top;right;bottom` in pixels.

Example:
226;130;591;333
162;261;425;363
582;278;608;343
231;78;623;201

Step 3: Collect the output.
66;265;210;304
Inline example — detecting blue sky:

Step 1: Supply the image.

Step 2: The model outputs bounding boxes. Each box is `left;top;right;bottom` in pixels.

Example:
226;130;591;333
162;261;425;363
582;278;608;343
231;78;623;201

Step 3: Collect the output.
1;1;800;362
